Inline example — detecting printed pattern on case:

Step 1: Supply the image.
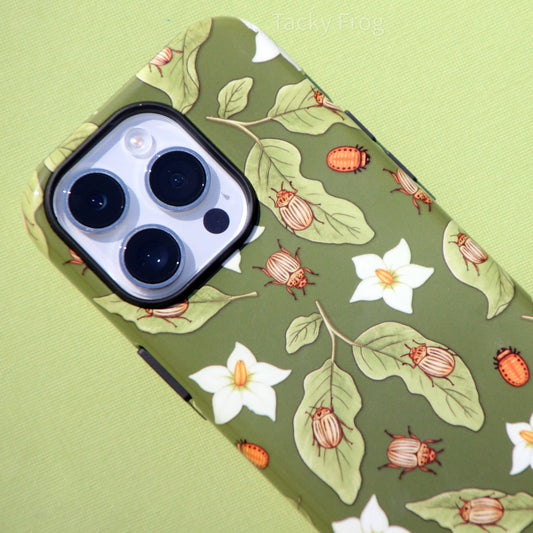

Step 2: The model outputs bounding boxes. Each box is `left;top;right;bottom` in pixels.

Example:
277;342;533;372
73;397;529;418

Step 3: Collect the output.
25;17;533;533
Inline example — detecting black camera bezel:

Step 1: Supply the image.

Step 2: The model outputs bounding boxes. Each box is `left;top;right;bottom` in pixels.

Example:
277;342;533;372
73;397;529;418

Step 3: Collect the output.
44;102;258;308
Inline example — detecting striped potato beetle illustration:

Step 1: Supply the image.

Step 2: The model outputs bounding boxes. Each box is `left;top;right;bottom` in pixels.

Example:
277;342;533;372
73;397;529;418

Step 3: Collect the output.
253;240;318;300
306;405;353;456
455;495;505;532
378;426;443;479
494;346;529;387
310;87;344;119
401;340;456;387
449;232;488;275
327;146;370;174
63;249;88;275
383;167;432;214
137;300;191;327
269;181;322;232
149;47;182;76
236;440;269;469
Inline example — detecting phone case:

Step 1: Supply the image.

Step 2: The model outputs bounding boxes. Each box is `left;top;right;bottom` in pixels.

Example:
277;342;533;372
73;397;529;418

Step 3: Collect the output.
23;17;533;533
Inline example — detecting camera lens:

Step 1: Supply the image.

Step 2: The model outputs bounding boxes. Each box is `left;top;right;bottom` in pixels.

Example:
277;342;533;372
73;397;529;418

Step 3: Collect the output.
148;149;208;208
123;227;181;285
68;172;126;229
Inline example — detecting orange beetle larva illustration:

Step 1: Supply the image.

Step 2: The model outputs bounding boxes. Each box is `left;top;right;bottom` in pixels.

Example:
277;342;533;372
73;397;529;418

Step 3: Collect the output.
378;426;443;479
449;232;488;276
494;346;530;387
383;167;432;215
306;405;353;457
148;47;182;76
253;240;318;300
310;87;344;119
237;440;269;469
327;146;370;174
401;340;456;387
137;300;191;327
63;249;88;275
269;181;323;232
455;494;505;531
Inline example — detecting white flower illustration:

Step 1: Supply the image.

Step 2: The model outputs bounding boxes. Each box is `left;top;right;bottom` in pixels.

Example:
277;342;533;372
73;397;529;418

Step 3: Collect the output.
350;238;434;314
506;412;533;475
332;494;410;533
189;342;291;424
240;19;302;70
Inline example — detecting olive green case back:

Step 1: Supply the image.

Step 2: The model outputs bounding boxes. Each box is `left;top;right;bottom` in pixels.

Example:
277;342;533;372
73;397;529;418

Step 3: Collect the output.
23;17;533;533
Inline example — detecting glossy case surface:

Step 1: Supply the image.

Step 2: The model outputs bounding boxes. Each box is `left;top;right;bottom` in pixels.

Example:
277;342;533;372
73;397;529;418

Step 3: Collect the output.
23;17;533;533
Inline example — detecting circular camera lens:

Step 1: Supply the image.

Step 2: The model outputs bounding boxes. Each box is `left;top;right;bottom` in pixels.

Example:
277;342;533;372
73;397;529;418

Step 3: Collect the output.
148;150;208;208
68;172;126;229
123;228;181;285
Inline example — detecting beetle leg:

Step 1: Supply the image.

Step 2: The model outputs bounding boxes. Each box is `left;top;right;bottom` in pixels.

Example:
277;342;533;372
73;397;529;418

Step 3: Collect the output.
137;313;152;321
170;315;192;323
81;265;88;275
401;362;417;369
407;427;420;441
418;466;437;476
276;239;291;256
160;317;178;328
264;280;284;287
252;266;272;278
342;432;353;445
383;168;399;183
473;262;481;276
377;463;399;471
286;285;297;300
463;256;470;270
441;376;455;386
412;196;422;215
287;180;297;194
423;438;443;444
268;195;277;206
303;267;318;276
487;524;506;532
384;429;404;439
399;467;416;479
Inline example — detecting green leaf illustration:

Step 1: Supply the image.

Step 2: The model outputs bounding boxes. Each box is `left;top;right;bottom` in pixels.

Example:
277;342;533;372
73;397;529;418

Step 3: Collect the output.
44;122;98;172
136;18;212;113
217;77;253;119
267;80;354;134
293;359;364;504
244;138;374;244
406;489;533;533
285;313;322;354
443;221;514;319
21;171;48;256
352;322;484;430
94;286;257;334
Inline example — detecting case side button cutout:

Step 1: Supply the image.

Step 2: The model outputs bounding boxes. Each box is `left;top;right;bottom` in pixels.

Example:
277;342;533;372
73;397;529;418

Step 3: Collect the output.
137;346;206;419
344;109;436;201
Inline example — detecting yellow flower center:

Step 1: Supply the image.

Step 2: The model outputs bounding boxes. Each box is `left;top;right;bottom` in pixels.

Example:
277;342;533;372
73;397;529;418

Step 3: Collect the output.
233;360;248;387
375;268;394;285
520;429;533;445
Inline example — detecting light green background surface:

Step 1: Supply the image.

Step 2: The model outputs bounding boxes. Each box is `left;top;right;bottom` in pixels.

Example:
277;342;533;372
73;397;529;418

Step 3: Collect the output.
1;2;532;532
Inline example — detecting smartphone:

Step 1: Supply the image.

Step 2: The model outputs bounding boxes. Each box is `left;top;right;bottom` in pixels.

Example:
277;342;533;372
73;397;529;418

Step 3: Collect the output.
23;16;533;532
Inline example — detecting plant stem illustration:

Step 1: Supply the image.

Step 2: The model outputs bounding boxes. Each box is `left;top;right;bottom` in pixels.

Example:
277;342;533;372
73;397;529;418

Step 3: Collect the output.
288;300;484;430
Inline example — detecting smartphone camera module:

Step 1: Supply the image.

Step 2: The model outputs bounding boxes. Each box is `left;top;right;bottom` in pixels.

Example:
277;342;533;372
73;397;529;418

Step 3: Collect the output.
68;171;127;230
147;148;209;209
122;227;182;286
48;105;255;306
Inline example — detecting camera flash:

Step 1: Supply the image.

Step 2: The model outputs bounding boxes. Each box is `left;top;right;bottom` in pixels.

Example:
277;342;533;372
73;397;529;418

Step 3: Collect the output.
124;127;155;158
